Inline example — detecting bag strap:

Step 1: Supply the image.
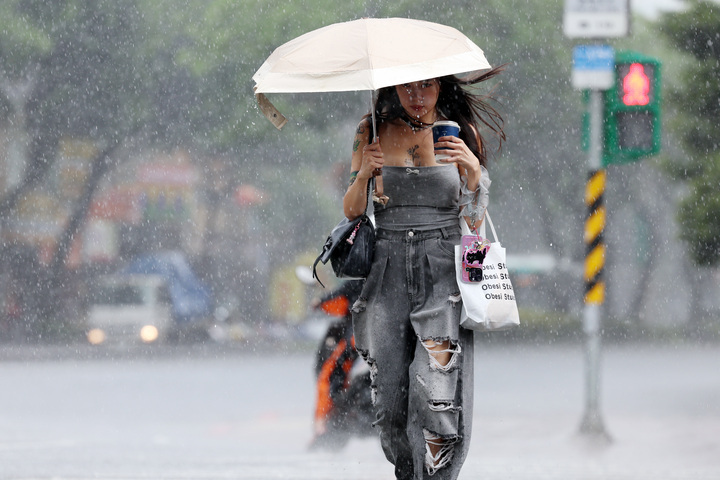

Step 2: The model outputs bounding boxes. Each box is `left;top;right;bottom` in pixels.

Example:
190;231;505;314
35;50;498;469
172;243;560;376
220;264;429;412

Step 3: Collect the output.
485;212;499;241
460;210;499;242
312;250;327;288
364;177;374;215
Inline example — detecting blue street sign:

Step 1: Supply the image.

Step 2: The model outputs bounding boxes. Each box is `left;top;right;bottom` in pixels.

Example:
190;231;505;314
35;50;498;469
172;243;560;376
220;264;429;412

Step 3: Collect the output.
572;45;615;90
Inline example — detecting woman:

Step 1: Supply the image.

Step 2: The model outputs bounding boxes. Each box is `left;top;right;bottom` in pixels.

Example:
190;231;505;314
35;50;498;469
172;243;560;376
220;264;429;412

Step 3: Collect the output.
343;69;505;480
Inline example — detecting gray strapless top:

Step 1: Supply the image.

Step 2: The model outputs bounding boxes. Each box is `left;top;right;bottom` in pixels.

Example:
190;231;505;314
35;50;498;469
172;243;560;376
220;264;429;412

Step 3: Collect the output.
373;165;460;231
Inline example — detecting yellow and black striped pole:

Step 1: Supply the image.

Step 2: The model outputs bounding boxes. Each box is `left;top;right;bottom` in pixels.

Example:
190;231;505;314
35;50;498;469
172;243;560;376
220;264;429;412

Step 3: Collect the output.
578;90;610;440
584;169;606;305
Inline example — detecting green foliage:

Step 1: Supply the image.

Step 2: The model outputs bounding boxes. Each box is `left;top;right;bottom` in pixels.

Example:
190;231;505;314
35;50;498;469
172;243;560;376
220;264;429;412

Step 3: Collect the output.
661;0;720;60
657;1;720;265
0;1;53;76
0;1;147;139
678;154;720;265
658;0;720;157
174;0;370;154
675;60;720;155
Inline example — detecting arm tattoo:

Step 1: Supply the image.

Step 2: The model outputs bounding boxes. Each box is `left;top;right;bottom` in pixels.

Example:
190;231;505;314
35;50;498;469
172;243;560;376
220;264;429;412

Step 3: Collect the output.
353;124;366;152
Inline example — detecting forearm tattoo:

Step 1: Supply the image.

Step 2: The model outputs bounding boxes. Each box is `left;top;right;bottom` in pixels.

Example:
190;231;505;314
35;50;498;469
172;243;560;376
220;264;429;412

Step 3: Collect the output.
349;171;358;186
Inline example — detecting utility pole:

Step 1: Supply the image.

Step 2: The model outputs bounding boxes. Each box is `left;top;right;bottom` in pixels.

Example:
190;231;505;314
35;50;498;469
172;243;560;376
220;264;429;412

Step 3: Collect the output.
573;48;663;440
565;0;631;441
580;91;610;439
566;0;662;443
570;43;616;441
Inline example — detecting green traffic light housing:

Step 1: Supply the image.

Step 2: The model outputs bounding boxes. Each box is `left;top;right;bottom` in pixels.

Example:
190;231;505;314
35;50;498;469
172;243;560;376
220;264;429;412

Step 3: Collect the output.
603;51;662;165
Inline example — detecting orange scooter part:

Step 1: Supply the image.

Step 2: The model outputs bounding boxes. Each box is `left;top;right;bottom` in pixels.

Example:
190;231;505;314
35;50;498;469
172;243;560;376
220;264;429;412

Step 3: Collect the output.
319;296;350;317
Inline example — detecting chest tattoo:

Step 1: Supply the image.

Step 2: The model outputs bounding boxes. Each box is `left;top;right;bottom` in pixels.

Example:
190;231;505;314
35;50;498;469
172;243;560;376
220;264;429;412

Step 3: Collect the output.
406;145;421;166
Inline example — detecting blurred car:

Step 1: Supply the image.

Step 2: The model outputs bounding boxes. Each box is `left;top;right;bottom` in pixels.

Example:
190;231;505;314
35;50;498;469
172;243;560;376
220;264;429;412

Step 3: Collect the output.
121;251;212;328
86;274;172;344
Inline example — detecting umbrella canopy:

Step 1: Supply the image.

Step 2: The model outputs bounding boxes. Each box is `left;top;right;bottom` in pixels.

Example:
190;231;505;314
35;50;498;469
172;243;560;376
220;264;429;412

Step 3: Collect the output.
253;18;490;94
252;18;491;129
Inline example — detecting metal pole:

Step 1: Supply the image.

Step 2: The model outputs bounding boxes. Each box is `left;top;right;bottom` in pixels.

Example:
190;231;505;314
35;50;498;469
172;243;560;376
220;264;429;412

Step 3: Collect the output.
588;91;604;172
579;90;611;440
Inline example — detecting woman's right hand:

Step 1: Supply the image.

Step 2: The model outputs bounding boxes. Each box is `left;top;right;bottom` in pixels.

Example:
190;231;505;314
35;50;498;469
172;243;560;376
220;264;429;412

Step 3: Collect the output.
344;121;381;218
358;138;383;180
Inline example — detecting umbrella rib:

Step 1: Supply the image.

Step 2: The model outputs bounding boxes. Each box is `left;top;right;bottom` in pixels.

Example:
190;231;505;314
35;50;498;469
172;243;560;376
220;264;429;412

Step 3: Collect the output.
364;20;375;88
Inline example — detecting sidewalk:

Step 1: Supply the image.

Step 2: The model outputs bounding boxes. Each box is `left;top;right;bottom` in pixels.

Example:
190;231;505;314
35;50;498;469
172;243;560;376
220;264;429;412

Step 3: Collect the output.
281;413;720;480
461;343;720;479
1;341;717;479
300;342;720;480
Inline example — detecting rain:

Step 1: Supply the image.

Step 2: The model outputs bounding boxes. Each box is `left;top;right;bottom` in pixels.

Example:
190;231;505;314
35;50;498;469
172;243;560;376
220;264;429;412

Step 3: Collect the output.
0;0;719;478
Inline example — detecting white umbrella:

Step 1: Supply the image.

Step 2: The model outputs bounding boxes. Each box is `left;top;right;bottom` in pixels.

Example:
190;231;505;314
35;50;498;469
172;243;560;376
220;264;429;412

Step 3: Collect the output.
252;17;491;130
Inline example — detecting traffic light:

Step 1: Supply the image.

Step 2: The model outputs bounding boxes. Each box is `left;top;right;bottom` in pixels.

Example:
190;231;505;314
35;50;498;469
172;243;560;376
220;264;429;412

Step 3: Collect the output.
603;51;661;165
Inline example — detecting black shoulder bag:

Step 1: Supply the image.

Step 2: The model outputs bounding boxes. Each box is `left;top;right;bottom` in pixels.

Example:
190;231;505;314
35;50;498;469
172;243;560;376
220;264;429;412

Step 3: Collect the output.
312;180;375;287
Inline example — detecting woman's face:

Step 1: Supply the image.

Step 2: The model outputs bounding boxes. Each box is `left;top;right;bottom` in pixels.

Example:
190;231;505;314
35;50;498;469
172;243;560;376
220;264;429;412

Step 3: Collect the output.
395;79;440;121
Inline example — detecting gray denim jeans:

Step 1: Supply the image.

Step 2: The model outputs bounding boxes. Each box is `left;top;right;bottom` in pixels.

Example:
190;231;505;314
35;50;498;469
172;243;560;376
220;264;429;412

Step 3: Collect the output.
352;226;474;480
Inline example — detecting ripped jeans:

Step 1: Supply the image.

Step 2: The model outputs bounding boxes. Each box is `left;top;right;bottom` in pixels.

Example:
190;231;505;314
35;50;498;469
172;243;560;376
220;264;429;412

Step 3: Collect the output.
352;226;474;480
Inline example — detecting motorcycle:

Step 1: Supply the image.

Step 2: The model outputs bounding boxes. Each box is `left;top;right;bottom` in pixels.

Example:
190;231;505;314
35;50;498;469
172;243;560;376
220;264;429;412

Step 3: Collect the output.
300;274;376;451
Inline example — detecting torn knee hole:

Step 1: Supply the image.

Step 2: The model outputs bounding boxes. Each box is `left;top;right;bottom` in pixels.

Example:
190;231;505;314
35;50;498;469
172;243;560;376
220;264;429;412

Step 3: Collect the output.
423;428;458;475
421;338;461;371
361;353;378;405
351;297;367;313
448;292;462;305
428;400;461;413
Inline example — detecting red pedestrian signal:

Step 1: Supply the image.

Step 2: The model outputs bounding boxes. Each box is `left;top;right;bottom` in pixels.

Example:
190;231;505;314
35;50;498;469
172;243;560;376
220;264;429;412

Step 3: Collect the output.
622;63;650;106
604;52;661;164
580;51;662;165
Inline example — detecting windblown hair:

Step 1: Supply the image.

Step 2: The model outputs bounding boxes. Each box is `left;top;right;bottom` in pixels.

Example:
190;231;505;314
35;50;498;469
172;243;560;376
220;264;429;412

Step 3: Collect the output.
371;66;506;167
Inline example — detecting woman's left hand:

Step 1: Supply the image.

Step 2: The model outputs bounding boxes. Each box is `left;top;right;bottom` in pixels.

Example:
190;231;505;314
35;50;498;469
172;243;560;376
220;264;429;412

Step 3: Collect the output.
434;135;481;182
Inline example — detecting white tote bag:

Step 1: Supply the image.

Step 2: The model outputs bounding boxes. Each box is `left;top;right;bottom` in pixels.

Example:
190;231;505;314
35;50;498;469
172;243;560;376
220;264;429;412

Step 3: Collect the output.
455;212;520;331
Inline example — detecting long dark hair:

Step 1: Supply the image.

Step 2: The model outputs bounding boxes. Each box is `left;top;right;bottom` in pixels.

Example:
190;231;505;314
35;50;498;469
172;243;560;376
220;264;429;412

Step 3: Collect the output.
372;66;506;167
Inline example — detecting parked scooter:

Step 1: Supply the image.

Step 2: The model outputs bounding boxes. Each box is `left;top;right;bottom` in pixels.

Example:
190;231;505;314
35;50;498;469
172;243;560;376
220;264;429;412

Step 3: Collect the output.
298;272;376;451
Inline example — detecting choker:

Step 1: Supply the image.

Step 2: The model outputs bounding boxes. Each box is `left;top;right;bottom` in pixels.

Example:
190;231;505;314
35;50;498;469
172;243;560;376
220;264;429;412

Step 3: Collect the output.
401;112;435;132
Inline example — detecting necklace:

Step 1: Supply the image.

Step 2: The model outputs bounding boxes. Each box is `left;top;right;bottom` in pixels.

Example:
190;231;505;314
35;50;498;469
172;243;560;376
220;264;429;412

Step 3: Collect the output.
400;111;435;133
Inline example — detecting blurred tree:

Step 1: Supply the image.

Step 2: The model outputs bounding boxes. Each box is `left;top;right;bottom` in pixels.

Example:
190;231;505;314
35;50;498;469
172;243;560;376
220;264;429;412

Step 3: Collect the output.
0;0;146;216
175;0;373;256
658;0;720;265
0;0;209;212
0;0;193;334
176;0;369;151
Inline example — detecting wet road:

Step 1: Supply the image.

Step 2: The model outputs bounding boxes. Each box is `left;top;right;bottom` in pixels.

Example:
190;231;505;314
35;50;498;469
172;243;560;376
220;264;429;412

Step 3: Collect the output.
1;340;719;479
